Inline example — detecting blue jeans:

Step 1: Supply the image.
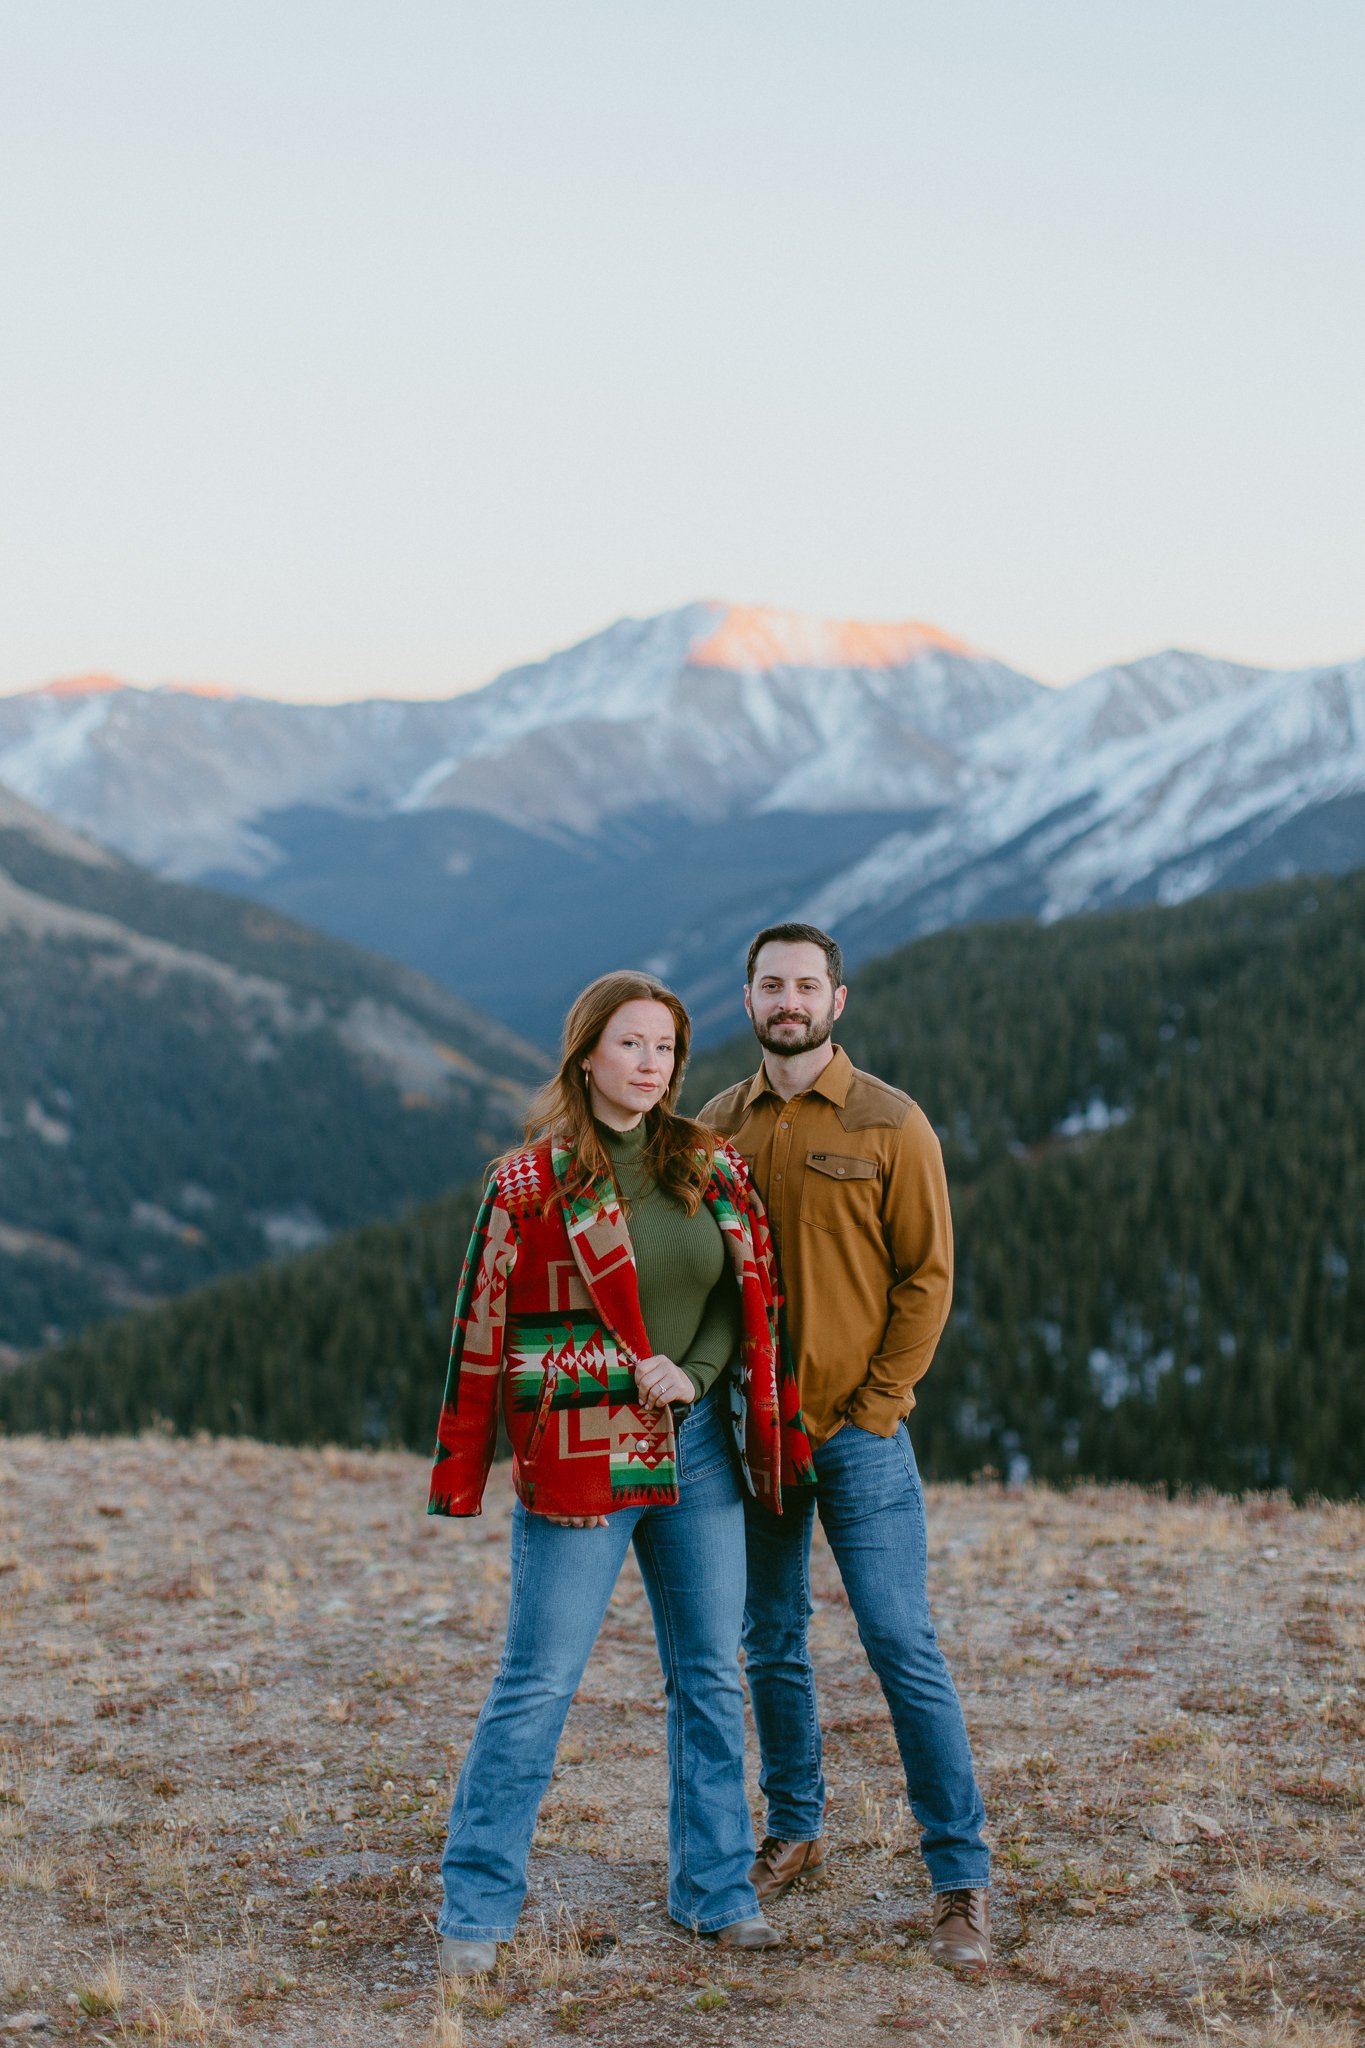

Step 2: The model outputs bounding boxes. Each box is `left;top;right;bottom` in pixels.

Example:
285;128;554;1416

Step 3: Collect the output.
438;1387;760;1938
743;1419;989;1893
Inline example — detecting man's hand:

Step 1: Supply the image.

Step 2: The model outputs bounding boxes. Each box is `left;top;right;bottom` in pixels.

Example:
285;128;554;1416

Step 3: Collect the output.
633;1353;696;1411
543;1513;610;1529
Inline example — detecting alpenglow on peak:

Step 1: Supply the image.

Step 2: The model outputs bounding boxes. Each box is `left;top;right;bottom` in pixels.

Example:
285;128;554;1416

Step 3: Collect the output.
688;603;975;672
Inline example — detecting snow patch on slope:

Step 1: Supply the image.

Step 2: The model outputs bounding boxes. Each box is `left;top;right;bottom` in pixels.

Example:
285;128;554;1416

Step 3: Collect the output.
0;694;116;812
802;658;1365;933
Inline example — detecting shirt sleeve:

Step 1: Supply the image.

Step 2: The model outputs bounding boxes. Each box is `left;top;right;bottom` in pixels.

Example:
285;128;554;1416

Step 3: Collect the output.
678;1261;742;1400
844;1106;954;1435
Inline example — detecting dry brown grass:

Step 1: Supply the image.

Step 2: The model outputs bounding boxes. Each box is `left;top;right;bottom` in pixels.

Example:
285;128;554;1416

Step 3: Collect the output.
508;1907;587;1990
424;1995;466;2048
75;1950;129;2016
0;1845;57;1893
0;1437;1361;2047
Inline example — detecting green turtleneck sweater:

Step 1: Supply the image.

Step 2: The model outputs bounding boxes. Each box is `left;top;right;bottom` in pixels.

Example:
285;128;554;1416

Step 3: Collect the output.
599;1120;741;1402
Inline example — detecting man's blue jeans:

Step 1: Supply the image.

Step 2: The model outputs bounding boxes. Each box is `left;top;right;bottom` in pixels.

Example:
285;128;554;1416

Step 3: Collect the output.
743;1419;989;1892
439;1387;761;1938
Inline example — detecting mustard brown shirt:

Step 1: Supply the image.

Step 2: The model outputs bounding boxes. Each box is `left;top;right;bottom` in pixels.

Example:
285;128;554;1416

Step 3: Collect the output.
699;1044;953;1448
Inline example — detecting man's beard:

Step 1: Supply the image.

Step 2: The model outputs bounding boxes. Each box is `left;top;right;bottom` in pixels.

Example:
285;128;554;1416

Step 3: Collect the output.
752;999;837;1057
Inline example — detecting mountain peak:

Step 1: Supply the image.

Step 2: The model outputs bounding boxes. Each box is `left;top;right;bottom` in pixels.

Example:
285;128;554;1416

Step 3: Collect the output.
689;604;973;672
27;675;238;703
35;673;130;700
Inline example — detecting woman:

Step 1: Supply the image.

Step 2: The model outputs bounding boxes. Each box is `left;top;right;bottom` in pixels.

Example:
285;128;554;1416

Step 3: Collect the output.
427;970;813;1975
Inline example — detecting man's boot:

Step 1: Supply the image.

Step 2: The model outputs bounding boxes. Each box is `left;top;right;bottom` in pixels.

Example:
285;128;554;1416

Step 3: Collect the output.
928;1888;990;1971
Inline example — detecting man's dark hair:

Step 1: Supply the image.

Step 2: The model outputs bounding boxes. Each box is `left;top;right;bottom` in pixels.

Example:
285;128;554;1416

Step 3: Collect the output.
746;922;844;988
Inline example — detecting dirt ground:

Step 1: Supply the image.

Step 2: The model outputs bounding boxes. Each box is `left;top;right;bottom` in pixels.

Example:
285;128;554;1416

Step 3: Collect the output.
1;1435;1361;2048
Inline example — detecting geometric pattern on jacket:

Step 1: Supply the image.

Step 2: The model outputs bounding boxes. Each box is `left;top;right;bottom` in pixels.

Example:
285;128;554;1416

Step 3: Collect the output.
427;1137;815;1520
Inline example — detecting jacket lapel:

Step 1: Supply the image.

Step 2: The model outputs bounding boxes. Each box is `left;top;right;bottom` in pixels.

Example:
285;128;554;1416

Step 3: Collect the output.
551;1143;653;1363
702;1158;769;1305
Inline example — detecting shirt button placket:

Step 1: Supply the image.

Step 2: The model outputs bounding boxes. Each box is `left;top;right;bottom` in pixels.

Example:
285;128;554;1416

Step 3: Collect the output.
776;1102;798;1249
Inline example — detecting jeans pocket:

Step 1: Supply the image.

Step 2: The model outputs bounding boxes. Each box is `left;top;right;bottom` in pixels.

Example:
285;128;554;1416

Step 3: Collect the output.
838;1420;901;1452
680;1450;731;1488
892;1427;925;1509
678;1408;741;1494
678;1415;729;1485
817;1421;920;1522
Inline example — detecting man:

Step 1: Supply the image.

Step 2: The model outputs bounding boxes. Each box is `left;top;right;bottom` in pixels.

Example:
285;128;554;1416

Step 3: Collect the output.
700;922;991;1971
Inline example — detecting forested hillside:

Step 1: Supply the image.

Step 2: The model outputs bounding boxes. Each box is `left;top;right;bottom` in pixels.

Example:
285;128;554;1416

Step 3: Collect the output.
0;1191;483;1448
0;790;544;1350
5;869;1362;1497
689;871;1365;1497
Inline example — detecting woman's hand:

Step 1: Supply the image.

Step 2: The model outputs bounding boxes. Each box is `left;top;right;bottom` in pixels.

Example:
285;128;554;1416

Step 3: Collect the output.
543;1513;610;1529
633;1354;696;1411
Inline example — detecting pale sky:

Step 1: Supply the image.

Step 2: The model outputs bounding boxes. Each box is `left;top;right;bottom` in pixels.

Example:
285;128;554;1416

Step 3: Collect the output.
2;0;1362;702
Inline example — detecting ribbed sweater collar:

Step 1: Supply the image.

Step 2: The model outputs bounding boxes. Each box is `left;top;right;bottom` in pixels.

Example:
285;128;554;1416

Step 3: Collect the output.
596;1117;649;1160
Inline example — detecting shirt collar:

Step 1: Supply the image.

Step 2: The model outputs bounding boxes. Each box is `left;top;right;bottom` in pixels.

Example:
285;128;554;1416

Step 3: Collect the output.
743;1043;852;1110
595;1116;648;1157
740;1064;770;1110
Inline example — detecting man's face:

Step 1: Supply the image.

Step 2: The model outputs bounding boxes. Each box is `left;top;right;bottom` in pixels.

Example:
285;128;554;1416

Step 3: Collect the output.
745;940;847;1056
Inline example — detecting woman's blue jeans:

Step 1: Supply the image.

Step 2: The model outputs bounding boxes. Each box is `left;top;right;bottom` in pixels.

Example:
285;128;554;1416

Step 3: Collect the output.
438;1388;761;1938
743;1419;990;1893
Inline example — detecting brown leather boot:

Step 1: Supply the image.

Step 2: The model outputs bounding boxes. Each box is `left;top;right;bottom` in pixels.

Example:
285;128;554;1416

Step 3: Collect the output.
928;1888;991;1971
749;1833;827;1903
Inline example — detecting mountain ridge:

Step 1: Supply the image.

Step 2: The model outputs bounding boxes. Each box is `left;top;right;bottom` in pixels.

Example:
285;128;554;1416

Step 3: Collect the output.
3;603;1362;1045
11;598;999;704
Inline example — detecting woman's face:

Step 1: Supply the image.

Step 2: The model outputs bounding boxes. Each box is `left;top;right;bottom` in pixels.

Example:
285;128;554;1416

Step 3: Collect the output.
581;999;677;1130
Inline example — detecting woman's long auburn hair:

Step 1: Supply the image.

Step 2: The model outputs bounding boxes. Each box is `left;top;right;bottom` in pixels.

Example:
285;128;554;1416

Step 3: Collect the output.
506;970;715;1215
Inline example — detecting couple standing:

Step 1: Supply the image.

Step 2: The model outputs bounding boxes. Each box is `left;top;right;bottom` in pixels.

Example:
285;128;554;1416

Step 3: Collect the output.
427;923;990;1977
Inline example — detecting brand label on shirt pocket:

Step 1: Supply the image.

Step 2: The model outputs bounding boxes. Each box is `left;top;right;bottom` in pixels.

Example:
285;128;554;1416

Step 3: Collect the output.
805;1153;877;1180
801;1151;879;1230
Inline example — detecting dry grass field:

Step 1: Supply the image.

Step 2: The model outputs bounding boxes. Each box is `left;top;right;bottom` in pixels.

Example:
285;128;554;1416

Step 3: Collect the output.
0;1435;1361;2048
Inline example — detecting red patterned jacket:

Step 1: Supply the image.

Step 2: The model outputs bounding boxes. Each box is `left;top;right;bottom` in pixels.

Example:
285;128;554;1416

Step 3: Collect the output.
427;1138;814;1519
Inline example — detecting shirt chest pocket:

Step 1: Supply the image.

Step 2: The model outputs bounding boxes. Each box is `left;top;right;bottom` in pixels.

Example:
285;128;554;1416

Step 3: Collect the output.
799;1150;880;1232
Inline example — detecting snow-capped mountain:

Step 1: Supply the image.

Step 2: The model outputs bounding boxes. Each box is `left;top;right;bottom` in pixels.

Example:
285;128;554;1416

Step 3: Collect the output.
970;650;1270;776
402;606;1035;827
2;606;1363;1043
799;653;1365;945
0;675;460;878
0;604;1039;871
